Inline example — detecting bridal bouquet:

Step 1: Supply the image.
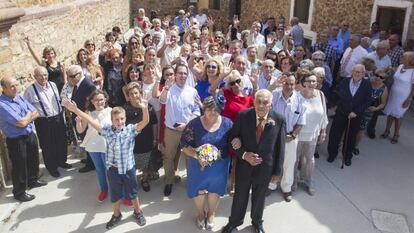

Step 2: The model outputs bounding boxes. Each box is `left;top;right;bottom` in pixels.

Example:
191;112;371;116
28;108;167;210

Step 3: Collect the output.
195;144;221;171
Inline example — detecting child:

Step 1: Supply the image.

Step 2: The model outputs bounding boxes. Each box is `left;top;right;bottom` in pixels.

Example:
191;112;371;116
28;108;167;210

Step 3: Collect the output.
62;97;149;230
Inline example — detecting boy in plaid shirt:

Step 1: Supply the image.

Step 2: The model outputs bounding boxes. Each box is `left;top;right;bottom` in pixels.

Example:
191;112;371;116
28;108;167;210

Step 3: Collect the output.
63;96;149;229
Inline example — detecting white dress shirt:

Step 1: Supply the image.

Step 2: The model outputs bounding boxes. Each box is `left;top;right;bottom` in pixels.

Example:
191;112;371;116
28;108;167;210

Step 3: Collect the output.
163;84;201;129
340;45;368;77
271;89;306;133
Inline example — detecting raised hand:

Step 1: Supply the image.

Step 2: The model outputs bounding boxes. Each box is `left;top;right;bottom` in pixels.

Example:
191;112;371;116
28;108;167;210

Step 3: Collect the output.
221;62;233;78
267;35;275;45
138;92;149;108
165;76;175;89
250;68;260;86
62;99;78;112
207;17;214;28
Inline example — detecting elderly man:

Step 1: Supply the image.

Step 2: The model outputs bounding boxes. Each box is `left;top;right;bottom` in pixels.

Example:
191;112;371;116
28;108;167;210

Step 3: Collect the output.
268;73;305;202
67;65;97;173
339;34;368;79
0;77;47;202
222;89;285;233
367;40;392;69
337;21;351;50
327;64;372;166
290;17;304;46
157;30;181;68
159;64;200;196
24;67;70;178
257;59;280;90
387;34;404;68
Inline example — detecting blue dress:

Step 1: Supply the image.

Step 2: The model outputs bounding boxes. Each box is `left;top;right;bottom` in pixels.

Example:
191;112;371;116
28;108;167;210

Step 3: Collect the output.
180;116;232;198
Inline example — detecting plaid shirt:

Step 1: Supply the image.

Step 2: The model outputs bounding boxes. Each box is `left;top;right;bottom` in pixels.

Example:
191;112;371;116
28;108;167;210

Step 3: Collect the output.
100;124;140;174
387;45;404;68
311;43;337;65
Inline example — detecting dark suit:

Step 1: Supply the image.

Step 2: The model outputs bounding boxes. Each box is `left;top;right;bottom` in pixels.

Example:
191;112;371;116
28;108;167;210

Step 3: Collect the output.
328;77;372;162
71;77;96;169
227;108;286;227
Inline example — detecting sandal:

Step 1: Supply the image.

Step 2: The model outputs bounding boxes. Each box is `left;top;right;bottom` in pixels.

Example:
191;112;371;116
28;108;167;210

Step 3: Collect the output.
390;135;399;144
380;131;390;139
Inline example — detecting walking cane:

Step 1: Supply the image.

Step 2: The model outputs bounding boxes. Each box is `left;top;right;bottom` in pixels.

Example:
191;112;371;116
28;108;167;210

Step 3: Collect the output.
341;118;351;169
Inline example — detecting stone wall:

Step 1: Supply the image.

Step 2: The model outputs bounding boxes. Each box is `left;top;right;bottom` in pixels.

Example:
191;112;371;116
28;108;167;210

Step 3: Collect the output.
239;0;291;29
12;0;76;8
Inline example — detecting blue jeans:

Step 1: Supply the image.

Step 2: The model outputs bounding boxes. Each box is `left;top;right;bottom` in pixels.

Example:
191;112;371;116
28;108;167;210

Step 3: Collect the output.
89;152;108;192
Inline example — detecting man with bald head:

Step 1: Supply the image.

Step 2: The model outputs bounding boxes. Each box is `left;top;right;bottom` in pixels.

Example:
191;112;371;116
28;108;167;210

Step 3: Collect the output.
0;77;47;202
327;64;372;166
387;34;404;68
24;67;69;178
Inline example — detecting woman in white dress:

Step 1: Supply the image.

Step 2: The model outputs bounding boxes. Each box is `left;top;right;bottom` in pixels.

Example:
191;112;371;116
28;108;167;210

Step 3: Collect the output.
294;73;328;195
382;52;414;144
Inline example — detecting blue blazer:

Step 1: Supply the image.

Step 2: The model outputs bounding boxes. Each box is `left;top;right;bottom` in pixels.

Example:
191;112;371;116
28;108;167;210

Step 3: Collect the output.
334;77;373;116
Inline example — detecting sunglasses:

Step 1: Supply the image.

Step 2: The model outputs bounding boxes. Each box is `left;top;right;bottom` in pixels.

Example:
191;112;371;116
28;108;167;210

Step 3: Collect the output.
229;79;242;86
86;43;95;46
206;65;217;69
375;73;386;79
68;72;80;79
277;28;284;31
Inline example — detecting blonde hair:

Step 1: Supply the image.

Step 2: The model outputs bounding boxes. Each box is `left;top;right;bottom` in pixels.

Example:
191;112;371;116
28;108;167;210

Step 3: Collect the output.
111;107;126;117
225;70;244;89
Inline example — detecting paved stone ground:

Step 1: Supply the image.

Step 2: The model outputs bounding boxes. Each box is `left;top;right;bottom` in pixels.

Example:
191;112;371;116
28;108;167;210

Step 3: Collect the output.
1;112;413;233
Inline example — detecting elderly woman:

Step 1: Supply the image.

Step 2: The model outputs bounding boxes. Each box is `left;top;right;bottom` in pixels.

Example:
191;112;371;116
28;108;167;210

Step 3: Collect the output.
23;35;66;92
311;51;333;94
382;52;414;144
180;96;233;230
354;68;388;153
295;73;328;195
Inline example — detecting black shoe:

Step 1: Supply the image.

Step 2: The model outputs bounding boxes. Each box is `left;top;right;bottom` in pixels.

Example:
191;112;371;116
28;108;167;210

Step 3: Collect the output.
106;214;122;229
265;189;272;197
367;132;376;139
314;151;319;158
141;180;150;192
221;224;237;233
28;180;47;189
80;158;87;164
352;148;360;155
59;163;72;169
133;210;146;226
15;192;35;202
164;184;173;196
345;159;352;166
327;156;336;163
50;170;61;178
253;225;266;233
78;166;94;173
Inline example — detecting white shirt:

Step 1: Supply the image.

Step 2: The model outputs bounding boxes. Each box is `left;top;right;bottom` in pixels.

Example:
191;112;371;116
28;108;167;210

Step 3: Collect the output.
349;79;362;96
366;52;392;69
149;28;166;46
298;92;328;142
24;81;61;117
248;33;265;46
161;44;181;68
142;82;161;111
163;84;201;129
340;45;368;77
258;70;282;90
81;107;112;153
195;14;208;27
271;89;306;133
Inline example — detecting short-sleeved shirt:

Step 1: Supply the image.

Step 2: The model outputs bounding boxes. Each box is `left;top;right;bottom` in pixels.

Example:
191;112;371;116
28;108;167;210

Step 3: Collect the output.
24;81;61;117
100;124;140;174
0;95;36;138
271;89;306;133
124;104;158;154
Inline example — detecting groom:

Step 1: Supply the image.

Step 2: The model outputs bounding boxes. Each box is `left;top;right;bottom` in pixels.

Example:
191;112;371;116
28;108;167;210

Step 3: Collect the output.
222;89;286;233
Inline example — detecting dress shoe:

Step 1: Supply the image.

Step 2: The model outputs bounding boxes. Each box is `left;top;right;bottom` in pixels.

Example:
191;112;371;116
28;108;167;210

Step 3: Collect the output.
28;180;47;189
78;166;94;173
345;159;352;166
221;223;237;233
282;192;292;202
50;170;61;178
15;192;35;202
164;184;173;196
59;163;72;169
265;188;272;197
306;186;315;196
327;155;336;163
80;158;87;164
253;225;266;233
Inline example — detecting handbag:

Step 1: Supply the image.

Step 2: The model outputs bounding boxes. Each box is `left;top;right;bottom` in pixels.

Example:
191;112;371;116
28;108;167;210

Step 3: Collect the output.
147;147;163;172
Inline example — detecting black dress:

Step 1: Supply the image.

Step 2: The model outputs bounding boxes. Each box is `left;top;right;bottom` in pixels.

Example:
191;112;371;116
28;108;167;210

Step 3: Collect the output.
46;62;64;93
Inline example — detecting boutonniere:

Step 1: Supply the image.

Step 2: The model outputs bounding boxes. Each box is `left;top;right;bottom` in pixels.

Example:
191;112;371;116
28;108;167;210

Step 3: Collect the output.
265;118;275;127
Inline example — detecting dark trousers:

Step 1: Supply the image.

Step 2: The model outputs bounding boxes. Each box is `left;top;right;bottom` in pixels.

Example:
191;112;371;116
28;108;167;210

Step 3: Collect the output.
34;114;68;173
327;112;360;161
6;132;39;197
367;111;381;137
229;167;268;227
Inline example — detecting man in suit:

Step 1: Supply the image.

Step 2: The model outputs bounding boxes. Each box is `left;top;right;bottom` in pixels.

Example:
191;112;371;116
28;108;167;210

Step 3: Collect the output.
67;65;96;173
222;89;286;233
327;64;372;166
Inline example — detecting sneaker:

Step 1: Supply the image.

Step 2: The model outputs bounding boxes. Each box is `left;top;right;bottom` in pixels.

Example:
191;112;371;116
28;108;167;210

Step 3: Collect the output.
133;210;146;226
106;214;122;229
98;191;108;202
123;199;133;206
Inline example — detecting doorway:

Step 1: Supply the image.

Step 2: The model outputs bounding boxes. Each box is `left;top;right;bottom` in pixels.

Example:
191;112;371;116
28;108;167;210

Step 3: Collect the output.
376;7;406;36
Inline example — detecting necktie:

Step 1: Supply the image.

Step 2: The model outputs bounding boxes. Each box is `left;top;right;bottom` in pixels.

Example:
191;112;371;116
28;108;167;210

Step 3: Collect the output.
341;49;353;75
72;85;78;99
256;117;265;143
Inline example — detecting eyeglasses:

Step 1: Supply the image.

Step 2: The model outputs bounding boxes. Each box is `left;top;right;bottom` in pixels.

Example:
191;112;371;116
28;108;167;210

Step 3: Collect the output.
86;43;95;46
206;65;217;69
229;79;242;86
277;28;284;31
68;72;80;79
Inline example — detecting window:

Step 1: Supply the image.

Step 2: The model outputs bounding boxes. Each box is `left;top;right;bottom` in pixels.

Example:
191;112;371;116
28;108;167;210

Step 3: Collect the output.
209;0;220;10
293;0;311;24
